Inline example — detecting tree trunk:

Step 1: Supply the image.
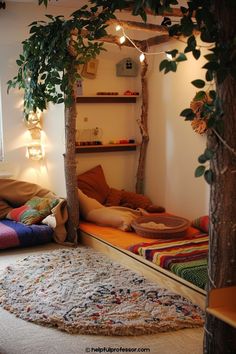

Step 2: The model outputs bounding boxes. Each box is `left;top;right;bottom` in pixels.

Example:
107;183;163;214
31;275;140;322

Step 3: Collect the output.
204;2;236;352
136;59;149;194
64;71;79;244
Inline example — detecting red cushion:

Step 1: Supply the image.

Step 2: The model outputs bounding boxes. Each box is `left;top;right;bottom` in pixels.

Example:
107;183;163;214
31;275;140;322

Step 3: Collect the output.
77;165;110;204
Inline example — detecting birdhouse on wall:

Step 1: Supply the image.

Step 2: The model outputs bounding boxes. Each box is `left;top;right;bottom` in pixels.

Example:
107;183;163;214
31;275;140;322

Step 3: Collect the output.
116;58;138;77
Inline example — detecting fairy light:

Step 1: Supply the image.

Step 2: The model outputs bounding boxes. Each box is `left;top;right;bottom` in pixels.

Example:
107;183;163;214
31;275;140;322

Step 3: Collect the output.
117;25;167;61
139;53;145;62
119;35;126;44
166;53;173;60
116;24;214;63
115;24;122;32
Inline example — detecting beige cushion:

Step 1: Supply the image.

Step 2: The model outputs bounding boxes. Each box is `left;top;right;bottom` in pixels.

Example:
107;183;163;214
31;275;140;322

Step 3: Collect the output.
78;188;104;219
86;208;138;231
78;189;142;231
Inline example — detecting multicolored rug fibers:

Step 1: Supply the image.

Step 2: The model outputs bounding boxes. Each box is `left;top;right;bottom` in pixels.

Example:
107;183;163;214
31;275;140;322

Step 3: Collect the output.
0;247;204;335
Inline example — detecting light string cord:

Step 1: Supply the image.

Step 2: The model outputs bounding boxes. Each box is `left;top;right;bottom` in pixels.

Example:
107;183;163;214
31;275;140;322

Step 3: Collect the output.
120;27;166;56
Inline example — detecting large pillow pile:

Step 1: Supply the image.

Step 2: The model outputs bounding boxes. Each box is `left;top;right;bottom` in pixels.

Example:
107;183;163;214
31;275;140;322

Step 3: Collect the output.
6;196;59;225
78;189;140;231
77;165;165;213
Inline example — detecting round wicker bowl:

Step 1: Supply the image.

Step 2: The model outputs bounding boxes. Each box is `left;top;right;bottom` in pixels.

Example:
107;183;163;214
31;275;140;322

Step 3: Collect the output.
131;215;190;239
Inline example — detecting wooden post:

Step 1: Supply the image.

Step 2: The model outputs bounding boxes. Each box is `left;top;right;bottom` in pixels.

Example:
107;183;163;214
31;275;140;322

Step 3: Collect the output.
136;58;149;194
64;69;79;244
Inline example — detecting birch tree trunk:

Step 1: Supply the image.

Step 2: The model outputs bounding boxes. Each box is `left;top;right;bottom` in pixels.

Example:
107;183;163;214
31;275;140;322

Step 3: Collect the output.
64;70;79;244
204;2;236;352
136;59;149;194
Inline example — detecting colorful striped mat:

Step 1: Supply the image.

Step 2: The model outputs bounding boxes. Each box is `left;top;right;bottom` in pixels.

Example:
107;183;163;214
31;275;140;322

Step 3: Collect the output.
129;233;208;289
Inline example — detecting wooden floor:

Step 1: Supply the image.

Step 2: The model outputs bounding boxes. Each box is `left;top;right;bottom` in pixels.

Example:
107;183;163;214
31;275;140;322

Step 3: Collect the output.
0;243;204;354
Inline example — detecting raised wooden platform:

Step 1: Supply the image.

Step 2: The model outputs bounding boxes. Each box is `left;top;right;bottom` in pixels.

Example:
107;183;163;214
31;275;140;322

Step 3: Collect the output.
79;229;206;310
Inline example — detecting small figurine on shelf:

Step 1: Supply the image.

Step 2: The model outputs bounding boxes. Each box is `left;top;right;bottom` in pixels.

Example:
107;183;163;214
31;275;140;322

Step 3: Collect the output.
123;90;139;96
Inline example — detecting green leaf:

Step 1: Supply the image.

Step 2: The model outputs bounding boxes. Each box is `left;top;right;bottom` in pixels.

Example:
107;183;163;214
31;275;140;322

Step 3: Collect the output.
204;169;214;184
209;90;216;100
204;148;214;160
180;6;188;14
198;154;207;164
176;53;187;62
169;24;181;36
203;61;219;71
205;70;213;82
159;59;169;72
204;53;217;61
195;165;206;177
16;60;23;66
180;108;195;120
192;49;201;60
180;16;194;36
194;91;207;100
191;79;205;88
166;49;178;58
169;61;177;72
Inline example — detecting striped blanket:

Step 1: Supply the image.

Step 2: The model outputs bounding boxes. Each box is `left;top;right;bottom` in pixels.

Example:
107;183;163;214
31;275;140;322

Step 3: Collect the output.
0;219;53;250
129;233;208;290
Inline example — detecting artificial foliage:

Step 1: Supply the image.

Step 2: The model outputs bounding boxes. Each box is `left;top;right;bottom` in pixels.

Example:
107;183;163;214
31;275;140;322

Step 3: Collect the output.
7;4;111;116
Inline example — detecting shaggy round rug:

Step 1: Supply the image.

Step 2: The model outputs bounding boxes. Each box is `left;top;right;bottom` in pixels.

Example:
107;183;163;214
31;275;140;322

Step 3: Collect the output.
0;247;204;335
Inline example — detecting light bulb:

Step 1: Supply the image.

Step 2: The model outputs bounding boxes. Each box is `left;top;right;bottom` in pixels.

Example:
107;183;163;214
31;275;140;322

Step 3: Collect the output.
115;25;122;32
166;53;172;60
139;53;145;62
119;36;126;44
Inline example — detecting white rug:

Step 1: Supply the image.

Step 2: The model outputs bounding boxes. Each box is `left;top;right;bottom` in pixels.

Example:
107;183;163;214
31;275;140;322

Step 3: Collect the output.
0;247;204;335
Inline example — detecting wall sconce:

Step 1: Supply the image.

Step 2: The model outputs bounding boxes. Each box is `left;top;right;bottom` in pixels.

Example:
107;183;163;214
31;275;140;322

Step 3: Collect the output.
26;141;45;161
25;110;45;161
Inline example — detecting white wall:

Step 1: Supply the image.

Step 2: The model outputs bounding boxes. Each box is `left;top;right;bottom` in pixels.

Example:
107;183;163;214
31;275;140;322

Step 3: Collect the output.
0;2;76;196
0;2;141;196
145;41;209;219
75;45;141;191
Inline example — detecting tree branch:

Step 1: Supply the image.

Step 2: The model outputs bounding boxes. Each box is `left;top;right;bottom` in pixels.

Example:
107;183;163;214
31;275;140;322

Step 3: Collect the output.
212;128;236;158
122;7;187;18
107;18;168;34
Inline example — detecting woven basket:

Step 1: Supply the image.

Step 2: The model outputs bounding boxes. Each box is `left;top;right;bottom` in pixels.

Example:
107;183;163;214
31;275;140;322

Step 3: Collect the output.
131;215;190;239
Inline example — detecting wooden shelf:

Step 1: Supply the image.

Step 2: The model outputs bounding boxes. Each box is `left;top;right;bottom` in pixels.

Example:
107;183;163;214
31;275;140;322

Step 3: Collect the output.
75;143;138;153
206;286;236;328
76;95;139;103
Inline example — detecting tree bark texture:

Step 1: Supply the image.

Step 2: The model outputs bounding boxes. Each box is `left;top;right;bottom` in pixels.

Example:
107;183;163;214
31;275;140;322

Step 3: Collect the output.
136;60;149;194
64;72;79;244
204;2;236;353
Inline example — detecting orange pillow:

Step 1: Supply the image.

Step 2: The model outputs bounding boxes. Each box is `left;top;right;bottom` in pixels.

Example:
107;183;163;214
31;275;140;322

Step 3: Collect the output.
77;165;110;204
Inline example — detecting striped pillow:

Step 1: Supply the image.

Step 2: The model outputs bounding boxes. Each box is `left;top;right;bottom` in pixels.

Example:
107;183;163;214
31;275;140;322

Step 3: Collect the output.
191;215;209;233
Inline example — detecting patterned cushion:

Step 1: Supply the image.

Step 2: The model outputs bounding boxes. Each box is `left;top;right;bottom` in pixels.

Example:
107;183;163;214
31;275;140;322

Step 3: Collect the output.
6;197;59;225
191;215;209;233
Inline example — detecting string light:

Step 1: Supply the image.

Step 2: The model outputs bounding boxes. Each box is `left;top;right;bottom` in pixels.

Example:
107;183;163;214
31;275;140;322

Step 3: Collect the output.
139;53;145;62
115;24;122;32
117;25;169;62
116;25;214;63
166;53;173;60
119;35;126;44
